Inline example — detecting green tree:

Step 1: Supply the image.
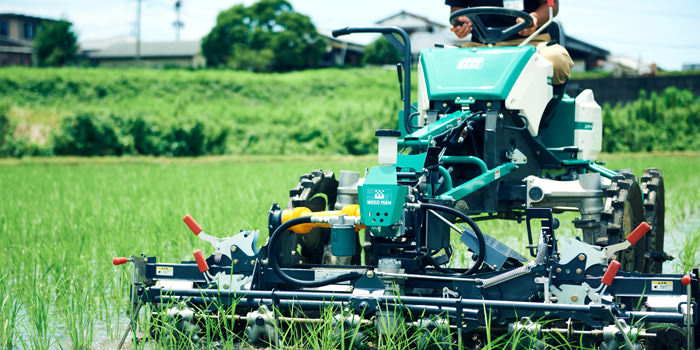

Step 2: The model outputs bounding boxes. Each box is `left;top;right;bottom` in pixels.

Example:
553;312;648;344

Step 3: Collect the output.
33;20;78;67
363;36;402;65
201;0;325;72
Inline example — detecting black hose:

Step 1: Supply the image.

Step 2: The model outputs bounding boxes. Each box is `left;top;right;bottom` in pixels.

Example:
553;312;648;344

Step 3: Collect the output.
268;216;363;288
419;203;485;275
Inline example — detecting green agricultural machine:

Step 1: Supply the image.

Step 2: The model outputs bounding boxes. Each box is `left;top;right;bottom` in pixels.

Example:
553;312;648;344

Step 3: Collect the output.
115;6;695;350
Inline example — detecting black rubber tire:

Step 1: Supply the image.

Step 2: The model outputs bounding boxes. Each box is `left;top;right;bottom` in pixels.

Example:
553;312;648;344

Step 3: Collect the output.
286;170;340;265
641;168;665;273
600;172;646;272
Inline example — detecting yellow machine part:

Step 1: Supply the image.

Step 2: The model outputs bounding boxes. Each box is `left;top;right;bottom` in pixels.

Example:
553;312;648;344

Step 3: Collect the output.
281;205;363;234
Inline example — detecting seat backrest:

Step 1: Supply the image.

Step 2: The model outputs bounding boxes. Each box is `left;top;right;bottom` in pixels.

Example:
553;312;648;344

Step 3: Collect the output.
546;21;565;47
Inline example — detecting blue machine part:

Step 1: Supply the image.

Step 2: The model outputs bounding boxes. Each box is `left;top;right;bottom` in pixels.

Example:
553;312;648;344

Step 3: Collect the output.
459;225;527;270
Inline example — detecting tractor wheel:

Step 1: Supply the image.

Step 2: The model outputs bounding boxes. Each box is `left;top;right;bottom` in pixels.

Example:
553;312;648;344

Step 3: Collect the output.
287;170;362;265
641;168;666;273
599;172;646;272
287;170;339;265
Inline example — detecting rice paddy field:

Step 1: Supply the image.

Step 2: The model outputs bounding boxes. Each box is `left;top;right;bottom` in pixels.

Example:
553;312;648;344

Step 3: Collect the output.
1;152;699;349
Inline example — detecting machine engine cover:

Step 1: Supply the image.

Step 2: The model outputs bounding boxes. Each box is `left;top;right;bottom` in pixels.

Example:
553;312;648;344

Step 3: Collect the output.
418;46;535;103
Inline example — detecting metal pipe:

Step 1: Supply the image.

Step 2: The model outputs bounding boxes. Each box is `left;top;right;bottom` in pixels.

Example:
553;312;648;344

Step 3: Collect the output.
437;166;453;190
440;155;488;174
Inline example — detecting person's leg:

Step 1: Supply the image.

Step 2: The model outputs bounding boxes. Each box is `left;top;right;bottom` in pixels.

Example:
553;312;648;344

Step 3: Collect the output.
536;42;573;86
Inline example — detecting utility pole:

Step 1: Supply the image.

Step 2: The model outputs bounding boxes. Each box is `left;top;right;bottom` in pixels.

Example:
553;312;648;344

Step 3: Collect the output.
136;0;142;61
174;0;183;41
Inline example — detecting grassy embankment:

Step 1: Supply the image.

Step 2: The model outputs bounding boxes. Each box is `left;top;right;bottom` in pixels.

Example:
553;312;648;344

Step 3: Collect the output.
1;153;698;348
2;67;699;157
0;67;403;156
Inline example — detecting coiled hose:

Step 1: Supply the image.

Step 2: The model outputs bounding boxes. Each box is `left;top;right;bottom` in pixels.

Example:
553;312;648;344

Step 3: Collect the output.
268;216;363;288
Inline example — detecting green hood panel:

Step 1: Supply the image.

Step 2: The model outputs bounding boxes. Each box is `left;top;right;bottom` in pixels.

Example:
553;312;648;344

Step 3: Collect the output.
420;46;535;101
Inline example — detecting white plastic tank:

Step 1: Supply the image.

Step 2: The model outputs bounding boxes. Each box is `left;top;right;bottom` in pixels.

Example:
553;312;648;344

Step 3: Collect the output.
574;89;602;160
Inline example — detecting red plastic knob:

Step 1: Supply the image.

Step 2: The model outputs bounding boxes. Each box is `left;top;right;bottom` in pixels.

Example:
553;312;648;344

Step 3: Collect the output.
193;249;209;273
547;0;554;7
602;260;621;286
113;257;129;266
626;222;650;245
183;215;203;235
682;275;692;286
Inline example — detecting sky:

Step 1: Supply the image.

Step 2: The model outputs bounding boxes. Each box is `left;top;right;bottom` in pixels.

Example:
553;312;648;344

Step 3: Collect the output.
1;0;699;70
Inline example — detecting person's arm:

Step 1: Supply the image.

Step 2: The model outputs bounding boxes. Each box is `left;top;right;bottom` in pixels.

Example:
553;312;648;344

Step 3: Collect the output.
450;6;473;38
518;0;559;36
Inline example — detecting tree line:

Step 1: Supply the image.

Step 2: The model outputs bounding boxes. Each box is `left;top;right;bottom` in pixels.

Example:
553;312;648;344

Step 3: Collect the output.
32;0;397;71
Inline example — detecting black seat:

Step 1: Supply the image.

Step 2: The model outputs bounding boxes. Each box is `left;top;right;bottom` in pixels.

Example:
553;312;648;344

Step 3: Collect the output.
546;21;565;46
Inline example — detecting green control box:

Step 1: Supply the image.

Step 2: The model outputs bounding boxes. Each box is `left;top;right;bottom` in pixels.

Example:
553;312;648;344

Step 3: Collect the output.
358;166;408;238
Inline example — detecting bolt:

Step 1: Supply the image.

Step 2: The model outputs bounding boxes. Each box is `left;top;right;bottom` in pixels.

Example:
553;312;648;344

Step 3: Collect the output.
571;295;578;302
556;268;562;274
576;268;582;275
222;284;229;289
578;254;585;261
231;246;237;252
233;259;239;264
486;102;492;108
366;271;374;278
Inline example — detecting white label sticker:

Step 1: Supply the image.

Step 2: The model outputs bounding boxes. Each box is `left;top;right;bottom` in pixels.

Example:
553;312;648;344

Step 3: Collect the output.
651;280;673;291
494;169;501;179
156;266;174;277
503;0;524;11
315;269;348;281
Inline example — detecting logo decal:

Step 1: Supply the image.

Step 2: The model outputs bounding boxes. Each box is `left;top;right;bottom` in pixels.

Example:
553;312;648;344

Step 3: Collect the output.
457;57;484;70
374;190;385;200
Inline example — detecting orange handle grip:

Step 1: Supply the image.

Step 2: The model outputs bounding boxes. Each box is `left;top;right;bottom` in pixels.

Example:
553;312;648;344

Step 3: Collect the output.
682;275;692;286
547;0;554;7
626;222;650;245
112;257;129;266
183;214;203;235
601;260;621;286
193;249;209;273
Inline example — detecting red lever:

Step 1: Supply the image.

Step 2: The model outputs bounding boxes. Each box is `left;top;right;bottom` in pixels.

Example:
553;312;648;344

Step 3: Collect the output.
113;257;129;266
626;222;650;245
682;275;692;286
602;260;621;286
193;249;209;273
547;0;554;7
183;214;203;235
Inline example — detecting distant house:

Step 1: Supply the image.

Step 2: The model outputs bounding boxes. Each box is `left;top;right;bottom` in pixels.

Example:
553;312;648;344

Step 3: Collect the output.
376;10;447;37
563;34;610;73
0;13;56;66
375;10;452;63
87;40;205;68
318;32;365;67
682;63;700;71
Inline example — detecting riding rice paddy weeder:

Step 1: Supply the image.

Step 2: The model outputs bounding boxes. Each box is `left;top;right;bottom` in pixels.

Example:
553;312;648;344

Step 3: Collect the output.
114;4;696;349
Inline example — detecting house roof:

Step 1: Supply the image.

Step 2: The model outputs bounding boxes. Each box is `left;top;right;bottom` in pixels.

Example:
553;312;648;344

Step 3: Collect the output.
89;40;201;59
564;35;609;59
375;10;446;29
0;13;57;23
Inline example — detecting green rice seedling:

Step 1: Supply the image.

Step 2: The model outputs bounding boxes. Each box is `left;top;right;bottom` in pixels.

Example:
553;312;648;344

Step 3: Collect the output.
0;273;21;349
20;268;56;350
59;278;95;350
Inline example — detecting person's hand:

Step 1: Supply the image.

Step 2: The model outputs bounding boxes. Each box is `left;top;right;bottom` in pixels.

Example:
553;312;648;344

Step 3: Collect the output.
517;14;538;36
450;16;472;39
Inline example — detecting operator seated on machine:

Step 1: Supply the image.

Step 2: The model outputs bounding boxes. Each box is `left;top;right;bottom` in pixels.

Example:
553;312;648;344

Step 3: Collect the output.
447;0;573;103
